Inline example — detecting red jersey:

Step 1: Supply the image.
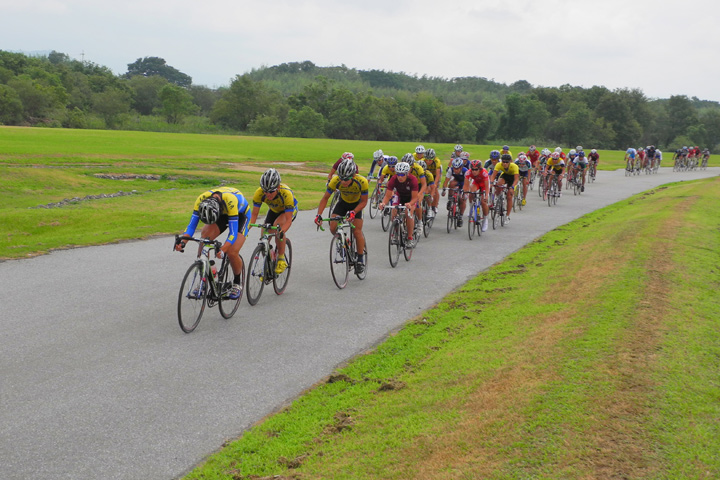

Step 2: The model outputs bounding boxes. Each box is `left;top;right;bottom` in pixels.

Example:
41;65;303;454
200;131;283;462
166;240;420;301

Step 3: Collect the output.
526;150;540;164
387;174;419;198
465;168;489;190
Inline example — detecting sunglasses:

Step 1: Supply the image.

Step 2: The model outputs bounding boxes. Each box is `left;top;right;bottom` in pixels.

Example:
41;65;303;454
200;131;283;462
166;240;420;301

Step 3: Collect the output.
397;173;407;177
471;168;480;171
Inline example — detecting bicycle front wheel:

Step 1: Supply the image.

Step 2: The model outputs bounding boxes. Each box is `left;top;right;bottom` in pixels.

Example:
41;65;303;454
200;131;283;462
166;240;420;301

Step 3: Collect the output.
219;255;244;319
273;238;292;295
381;207;391;232
468;205;476;240
388;221;401;268
246;245;267;306
178;262;207;333
369;185;380;219
330;233;349;288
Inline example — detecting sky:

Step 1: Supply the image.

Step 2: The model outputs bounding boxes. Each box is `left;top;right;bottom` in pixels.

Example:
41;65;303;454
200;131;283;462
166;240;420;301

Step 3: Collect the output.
2;0;719;102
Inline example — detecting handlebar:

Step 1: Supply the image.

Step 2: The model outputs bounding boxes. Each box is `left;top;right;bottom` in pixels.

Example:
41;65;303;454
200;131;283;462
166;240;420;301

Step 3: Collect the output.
174;235;221;254
316;215;356;232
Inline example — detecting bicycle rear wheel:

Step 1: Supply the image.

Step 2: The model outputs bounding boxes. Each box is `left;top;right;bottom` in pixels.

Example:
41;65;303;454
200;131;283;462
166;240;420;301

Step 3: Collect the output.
246;245;267;305
403;225;413;262
446;203;454;233
492;199;499;229
368;184;381;219
388;221;401;268
178;262;206;333
273;238;292;295
330;233;349;289
219;255;244;318
381;207;391;232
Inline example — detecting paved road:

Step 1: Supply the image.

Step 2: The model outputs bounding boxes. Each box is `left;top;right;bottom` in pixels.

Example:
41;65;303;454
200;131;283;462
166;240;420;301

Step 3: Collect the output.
1;167;717;479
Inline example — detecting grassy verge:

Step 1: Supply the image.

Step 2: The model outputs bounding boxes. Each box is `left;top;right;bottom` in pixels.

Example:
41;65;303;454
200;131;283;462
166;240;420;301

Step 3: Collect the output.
184;177;720;479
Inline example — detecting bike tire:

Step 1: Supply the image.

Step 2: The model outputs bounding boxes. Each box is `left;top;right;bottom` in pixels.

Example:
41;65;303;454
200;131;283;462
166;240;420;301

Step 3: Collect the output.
272;238;292;295
446;204;453;233
218;254;244;318
368;185;380;219
330;233;349;289
381;207;391;232
468;207;476;240
389;221;401;268
246;245;266;306
177;262;206;333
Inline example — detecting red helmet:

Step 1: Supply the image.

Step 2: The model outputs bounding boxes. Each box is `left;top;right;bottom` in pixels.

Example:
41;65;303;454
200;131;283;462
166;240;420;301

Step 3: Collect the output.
470;160;482;169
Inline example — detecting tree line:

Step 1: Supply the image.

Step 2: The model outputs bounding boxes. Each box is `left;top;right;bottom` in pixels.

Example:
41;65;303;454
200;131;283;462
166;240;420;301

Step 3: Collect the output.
1;52;718;151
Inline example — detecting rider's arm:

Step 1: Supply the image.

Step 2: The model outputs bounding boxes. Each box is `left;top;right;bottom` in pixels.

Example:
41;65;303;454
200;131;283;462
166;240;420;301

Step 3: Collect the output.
249;205;261;226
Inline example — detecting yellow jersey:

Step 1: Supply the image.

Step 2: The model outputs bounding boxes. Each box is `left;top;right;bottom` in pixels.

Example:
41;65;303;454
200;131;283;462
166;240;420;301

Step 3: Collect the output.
494;162;520;176
252;184;298;214
327;174;369;203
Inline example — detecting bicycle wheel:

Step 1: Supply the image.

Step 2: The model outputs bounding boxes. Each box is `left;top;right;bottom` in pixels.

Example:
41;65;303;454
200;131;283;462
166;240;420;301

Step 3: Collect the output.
355;244;368;280
492;198;499;229
273;238;292;295
538;175;545;197
446;202;454;233
381;207;391;232
552;179;559;205
468;204;476;240
218;255;243;319
246;245;266;306
330;233;349;288
178;262;206;333
500;201;506;227
517;186;524;211
512;186;518;213
573;175;580;195
403;223;413;262
388;221;401;268
368;184;380;219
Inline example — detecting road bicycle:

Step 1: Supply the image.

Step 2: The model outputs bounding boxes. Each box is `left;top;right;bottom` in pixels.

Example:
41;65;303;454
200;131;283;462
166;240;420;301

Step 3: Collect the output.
368;180;386;219
491;183;508;229
466;191;485;240
537;170;546;197
245;223;292;305
528;168;537;191
546;173;560;206
513;181;525;212
421;193;434;238
588;161;597;183
572;168;583;195
386;205;413;267
700;155;709;170
444;187;462;233
174;236;244;333
625;158;635;176
318;215;367;289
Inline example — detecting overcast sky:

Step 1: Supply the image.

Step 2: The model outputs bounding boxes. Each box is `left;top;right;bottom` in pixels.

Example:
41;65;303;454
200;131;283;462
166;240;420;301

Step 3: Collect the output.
3;0;719;102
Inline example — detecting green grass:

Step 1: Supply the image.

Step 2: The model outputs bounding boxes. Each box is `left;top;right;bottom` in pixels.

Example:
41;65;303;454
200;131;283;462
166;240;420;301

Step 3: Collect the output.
183;177;720;480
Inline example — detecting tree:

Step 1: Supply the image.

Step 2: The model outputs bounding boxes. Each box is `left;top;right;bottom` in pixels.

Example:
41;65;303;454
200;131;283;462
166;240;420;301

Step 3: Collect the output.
284;106;325;138
127;75;168;115
210;75;283;130
125;57;192;87
0;84;23;124
159;84;197;123
667;95;698;141
91;87;131;127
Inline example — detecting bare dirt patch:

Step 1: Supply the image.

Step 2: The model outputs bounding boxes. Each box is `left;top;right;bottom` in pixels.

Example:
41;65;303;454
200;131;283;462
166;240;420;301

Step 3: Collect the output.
221;162;327;178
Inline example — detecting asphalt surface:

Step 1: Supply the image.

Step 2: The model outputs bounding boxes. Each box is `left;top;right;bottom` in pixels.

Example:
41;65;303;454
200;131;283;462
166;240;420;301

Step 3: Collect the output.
1;167;717;479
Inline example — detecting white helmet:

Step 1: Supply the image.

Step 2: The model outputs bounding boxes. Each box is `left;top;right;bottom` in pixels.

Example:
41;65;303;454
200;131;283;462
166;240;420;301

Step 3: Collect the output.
591;149;597;154
402;153;415;165
425;148;436;160
542;148;551;155
415;145;425;154
576;145;583;152
451;158;464;169
569;149;576;156
555;147;562;153
337;159;356;180
373;149;383;160
395;162;411;175
454;144;463;152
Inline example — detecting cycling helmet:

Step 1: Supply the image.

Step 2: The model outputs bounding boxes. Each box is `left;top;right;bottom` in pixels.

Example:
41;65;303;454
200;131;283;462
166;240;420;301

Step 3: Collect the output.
425;148;436;160
470;159;482;169
402;153;415;165
198;196;220;225
501;153;512;162
578;151;586;158
395;162;411;175
490;150;501;160
417;160;427;170
373;149;384;160
502;145;510;151
341;152;354;161
451;158;464;169
386;156;398;167
518;153;527;161
337;159;357;180
576;145;583;152
415;145;426;155
461;151;470;160
529;145;536;151
260;168;281;192
591;149;597;154
555;147;562;153
454;144;463;152
569;149;576;156
551;152;560;160
541;148;551;155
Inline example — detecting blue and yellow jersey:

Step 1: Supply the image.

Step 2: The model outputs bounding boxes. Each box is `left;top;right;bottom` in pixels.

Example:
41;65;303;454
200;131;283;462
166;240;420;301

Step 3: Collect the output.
424;170;435;186
424;157;441;175
185;187;250;244
252;183;298;215
546;157;566;170
410;164;426;182
327;174;369;203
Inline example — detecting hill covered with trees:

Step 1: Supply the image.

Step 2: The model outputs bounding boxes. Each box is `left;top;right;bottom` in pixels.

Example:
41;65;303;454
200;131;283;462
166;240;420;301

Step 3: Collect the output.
1;51;718;151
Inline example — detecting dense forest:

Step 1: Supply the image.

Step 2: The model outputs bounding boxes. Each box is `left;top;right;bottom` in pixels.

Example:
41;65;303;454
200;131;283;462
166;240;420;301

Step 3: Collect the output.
1;51;719;151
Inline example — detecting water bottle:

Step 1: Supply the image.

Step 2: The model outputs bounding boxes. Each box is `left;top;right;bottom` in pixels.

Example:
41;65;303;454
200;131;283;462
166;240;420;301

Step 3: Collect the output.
210;260;217;280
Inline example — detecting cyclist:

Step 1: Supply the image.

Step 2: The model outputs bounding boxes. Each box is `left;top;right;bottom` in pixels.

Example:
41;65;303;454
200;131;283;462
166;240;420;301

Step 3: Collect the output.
526;145;540;170
249;168;298;274
489;154;519;224
413;145;426;163
701;148;710;167
379;162;419;247
515;152;532;205
463;159;490;232
637;147;647;170
176;186;250;299
424;148;442;216
367;149;387;179
403;153;427;236
555;147;566;162
501;145;512;159
537;148;551;176
315;159;368;274
442;157;469;227
448;144;468;171
417;159;436;218
543;152;565;197
655;149;663;168
376;155;398;186
588;148;600;176
566;149;577;185
624;147;637;171
484;149;501;172
572;151;589;192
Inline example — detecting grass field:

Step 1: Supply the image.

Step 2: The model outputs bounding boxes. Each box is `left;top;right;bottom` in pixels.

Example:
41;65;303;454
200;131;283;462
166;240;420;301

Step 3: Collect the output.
2;127;640;259
183;176;720;479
